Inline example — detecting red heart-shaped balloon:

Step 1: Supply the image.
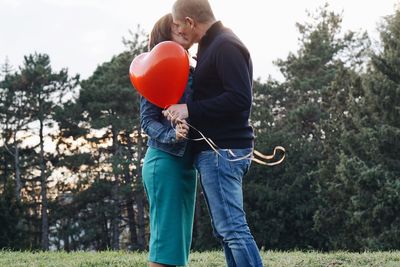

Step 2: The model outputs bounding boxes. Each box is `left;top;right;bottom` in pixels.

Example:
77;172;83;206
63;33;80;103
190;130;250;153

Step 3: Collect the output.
129;41;189;108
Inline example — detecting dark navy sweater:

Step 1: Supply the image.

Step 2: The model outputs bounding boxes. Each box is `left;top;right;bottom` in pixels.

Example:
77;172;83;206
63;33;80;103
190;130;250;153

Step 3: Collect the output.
187;21;254;153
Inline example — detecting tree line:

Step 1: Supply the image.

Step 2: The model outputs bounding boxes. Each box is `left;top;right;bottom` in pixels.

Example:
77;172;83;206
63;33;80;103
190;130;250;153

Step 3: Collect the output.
1;5;399;251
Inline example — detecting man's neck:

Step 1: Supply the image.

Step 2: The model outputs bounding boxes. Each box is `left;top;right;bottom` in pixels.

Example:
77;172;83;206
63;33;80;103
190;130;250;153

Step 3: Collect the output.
196;20;217;42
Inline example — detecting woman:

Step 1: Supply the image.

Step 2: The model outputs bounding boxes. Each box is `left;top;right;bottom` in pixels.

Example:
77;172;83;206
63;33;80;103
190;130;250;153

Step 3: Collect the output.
140;13;197;267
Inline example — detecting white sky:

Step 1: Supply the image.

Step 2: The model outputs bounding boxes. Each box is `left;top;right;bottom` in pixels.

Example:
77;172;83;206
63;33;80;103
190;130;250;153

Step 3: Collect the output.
0;0;399;82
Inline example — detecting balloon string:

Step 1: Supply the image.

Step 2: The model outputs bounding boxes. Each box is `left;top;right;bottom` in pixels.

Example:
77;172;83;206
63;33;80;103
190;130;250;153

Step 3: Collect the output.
165;110;285;166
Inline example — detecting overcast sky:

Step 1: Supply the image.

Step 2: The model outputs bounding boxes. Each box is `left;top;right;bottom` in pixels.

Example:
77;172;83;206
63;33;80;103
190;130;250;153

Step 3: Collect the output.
1;0;399;82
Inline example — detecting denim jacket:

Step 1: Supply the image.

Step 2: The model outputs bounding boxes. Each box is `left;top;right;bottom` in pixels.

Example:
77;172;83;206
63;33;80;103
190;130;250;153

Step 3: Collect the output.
140;71;193;157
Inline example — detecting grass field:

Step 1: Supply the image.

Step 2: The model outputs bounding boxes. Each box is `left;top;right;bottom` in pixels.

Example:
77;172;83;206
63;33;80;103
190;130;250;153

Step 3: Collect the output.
1;250;400;267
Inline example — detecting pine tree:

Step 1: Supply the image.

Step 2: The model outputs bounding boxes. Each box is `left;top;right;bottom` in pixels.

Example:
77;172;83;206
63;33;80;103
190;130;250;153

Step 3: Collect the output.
246;4;370;249
313;8;400;251
18;53;78;250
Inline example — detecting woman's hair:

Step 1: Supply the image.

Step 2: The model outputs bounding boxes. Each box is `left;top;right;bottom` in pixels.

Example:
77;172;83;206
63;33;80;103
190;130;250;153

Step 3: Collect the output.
148;13;173;50
172;0;215;23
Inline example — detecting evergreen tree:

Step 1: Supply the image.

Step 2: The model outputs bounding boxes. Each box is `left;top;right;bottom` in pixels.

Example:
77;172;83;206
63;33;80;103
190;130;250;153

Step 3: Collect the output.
0;70;33;203
18;53;78;250
246;4;369;249
315;9;400;250
52;29;148;250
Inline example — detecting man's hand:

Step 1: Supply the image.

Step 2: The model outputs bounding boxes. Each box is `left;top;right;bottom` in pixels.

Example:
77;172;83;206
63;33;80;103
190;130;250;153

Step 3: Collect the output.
163;104;188;124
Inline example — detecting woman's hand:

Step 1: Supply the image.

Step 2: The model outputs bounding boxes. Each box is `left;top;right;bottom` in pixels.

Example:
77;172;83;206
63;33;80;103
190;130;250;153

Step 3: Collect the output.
175;120;189;141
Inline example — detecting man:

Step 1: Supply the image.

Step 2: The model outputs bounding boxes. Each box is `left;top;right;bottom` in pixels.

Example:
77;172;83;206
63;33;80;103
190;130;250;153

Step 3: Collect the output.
164;0;263;266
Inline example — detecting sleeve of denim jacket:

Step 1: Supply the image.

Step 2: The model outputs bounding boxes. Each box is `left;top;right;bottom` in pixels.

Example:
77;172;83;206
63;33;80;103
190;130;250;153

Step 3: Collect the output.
140;96;179;144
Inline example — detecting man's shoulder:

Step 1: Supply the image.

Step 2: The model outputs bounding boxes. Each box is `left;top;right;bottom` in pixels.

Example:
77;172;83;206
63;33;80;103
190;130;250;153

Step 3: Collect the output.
214;28;238;43
212;29;249;55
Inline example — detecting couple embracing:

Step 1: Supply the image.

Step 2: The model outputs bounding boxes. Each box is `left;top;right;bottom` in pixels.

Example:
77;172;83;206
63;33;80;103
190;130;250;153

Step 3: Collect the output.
140;0;263;266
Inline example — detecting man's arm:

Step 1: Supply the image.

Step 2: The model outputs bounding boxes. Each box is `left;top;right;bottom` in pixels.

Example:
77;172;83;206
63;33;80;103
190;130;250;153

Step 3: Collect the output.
165;42;252;122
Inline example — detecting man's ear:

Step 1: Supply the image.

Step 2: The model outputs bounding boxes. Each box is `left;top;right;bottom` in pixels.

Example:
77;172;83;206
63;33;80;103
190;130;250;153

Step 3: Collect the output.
185;17;195;29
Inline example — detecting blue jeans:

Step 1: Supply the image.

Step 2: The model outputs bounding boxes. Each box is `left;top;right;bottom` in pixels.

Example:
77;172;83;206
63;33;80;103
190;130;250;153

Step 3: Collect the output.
195;148;263;267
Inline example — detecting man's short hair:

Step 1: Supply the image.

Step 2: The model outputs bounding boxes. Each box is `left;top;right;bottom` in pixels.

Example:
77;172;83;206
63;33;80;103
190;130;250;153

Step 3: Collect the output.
172;0;215;23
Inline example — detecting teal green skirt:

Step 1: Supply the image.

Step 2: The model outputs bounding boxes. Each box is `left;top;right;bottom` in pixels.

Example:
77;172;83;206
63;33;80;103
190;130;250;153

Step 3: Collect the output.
142;146;197;266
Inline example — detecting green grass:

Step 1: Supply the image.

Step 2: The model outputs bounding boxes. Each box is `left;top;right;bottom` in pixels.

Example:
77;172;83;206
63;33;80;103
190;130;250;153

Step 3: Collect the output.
0;250;399;267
